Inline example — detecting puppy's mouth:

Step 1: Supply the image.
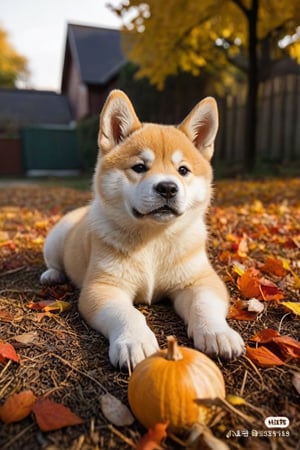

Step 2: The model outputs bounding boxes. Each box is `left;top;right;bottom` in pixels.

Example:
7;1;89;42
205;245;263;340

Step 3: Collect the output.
132;205;180;219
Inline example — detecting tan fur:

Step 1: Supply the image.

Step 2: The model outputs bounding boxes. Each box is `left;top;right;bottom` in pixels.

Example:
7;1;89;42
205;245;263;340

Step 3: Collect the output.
41;90;244;369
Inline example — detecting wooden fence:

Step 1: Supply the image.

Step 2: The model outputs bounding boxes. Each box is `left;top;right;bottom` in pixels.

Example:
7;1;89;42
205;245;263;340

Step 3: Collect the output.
215;74;300;170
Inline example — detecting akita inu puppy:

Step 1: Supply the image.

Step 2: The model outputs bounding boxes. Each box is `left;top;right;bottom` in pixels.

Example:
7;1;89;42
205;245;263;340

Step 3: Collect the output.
41;90;244;369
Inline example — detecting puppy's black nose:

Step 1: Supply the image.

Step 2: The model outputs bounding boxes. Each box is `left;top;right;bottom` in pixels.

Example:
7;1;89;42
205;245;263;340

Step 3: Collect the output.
155;181;178;199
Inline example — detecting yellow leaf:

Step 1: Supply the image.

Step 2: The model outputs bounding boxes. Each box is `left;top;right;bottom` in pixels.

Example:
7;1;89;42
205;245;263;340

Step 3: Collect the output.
233;264;245;277
43;301;71;313
226;394;246;406
282;302;300;316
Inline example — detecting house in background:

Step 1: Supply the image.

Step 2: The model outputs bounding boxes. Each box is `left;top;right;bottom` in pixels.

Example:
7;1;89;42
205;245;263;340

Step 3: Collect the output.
0;23;126;175
61;24;126;120
0;89;73;175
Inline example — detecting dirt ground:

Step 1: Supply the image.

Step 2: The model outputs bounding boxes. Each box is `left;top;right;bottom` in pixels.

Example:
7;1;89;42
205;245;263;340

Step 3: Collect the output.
0;179;299;450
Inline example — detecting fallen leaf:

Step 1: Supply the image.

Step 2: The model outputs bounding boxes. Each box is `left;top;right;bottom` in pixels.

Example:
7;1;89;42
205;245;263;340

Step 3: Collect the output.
237;234;249;258
227;305;257;321
26;300;71;313
237;268;284;301
292;372;300;394
0;310;14;322
226;395;246;406
0;341;20;363
251;329;280;343
272;336;300;361
261;257;287;278
247;298;264;313
32;397;84;431
259;277;284;301
237;268;261;299
100;393;134;427
136;422;168;450
246;345;285;367
282;302;300;316
227;299;262;321
12;331;38;345
0;391;37;423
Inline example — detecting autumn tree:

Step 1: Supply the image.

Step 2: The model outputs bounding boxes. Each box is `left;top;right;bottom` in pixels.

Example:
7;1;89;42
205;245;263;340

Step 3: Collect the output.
0;27;29;88
110;0;300;172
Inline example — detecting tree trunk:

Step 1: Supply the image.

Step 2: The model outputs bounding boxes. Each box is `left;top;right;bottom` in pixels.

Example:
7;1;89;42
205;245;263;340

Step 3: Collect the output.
245;0;259;172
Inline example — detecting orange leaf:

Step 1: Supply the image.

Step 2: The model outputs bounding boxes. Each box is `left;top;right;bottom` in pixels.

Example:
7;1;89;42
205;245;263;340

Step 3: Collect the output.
227;305;257;321
136;422;168;450
251;329;280;343
272;336;300;361
237;268;261;299
246;345;285;367
32;397;83;431
0;341;20;363
261;257;287;278
0;391;37;423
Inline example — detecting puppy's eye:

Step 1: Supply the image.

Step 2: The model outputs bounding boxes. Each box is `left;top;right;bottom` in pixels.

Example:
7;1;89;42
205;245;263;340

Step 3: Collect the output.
178;166;190;176
132;163;148;173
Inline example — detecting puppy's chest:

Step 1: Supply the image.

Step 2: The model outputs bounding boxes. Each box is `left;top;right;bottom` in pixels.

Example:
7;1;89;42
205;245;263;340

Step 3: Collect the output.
132;243;204;304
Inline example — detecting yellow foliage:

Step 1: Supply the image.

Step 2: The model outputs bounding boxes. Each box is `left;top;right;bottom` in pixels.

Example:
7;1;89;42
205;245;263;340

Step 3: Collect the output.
112;0;300;90
0;27;29;87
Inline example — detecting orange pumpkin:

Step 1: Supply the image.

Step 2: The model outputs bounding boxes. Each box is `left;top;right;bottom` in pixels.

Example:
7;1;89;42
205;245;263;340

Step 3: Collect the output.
128;336;225;433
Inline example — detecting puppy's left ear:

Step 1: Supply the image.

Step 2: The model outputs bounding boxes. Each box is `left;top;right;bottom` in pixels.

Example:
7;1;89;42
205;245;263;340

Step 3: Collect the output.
98;90;142;154
178;97;218;161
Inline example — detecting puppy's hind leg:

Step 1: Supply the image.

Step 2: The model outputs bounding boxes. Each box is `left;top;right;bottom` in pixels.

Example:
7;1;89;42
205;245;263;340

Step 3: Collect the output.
40;218;69;285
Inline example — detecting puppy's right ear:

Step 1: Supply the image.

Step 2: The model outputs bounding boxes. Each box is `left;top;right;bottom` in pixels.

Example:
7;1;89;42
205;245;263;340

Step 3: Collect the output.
98;90;142;154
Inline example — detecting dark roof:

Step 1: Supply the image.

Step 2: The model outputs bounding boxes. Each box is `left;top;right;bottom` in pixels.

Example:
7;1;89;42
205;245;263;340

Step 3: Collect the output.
0;89;73;126
65;24;126;85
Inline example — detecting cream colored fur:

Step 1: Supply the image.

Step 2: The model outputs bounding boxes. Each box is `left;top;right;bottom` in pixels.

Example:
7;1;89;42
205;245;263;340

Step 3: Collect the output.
41;90;244;369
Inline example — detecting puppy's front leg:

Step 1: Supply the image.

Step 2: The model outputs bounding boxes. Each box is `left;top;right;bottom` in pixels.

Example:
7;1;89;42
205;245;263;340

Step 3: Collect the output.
79;283;159;369
172;272;244;359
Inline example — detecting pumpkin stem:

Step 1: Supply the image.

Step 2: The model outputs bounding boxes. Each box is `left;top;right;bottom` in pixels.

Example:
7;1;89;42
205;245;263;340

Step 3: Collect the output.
166;336;183;361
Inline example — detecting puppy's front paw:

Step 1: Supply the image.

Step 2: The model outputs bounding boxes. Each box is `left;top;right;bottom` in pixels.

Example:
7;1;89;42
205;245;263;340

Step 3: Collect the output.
191;324;245;360
109;328;159;370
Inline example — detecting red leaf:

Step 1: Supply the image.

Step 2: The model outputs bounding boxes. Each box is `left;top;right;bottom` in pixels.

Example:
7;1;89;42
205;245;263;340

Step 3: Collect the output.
0;341;20;363
251;329;280;343
32;397;83;431
136;422;168;450
0;391;37;423
246;345;285;367
259;278;284;301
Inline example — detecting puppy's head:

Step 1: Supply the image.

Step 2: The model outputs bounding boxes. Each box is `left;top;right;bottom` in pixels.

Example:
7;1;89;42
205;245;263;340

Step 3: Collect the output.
95;90;218;224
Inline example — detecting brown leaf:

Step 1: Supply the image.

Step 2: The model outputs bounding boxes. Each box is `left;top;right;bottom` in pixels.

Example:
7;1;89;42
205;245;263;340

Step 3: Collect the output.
0;391;37;423
32;397;84;431
100;393;134;427
246;345;285;367
135;422;168;450
12;331;38;345
0;341;20;363
0;310;15;322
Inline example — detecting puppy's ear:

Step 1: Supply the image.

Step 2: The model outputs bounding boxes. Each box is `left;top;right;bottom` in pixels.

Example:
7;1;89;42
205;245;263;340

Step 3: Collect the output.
178;97;218;161
98;90;142;154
